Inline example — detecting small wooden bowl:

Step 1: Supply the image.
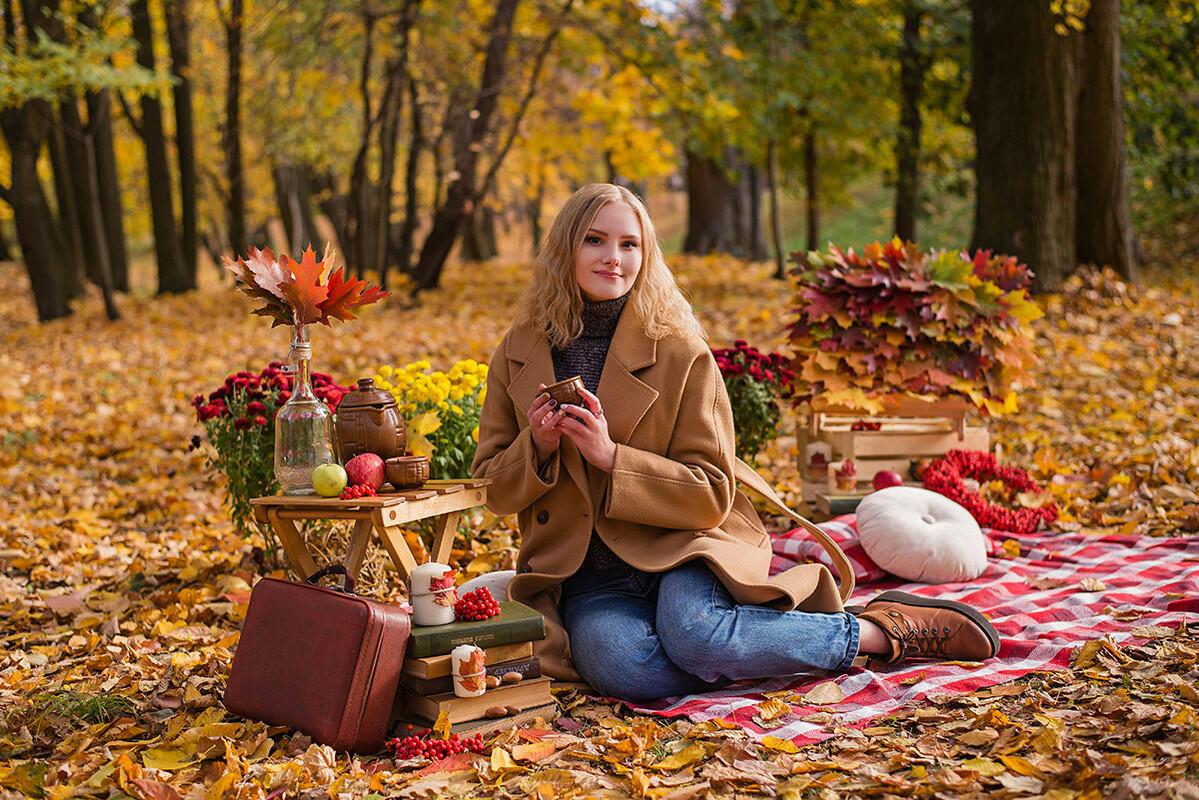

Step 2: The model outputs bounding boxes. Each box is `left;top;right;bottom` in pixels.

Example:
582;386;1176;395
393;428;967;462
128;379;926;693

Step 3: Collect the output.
544;375;584;408
386;454;430;489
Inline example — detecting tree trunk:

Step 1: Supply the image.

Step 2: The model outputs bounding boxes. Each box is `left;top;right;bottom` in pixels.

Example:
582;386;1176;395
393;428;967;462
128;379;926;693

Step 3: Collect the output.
273;163;319;253
60;98;119;317
87;90;129;291
224;0;247;256
2;103;72;320
412;0;521;293
45;117;87;298
683;148;739;254
397;76;422;275
1074;0;1135;280
804;130;820;252
373;58;406;285
166;0;198;281
313;169;351;259
741;163;767;260
131;0;187;293
894;0;925;242
0;223;11;262
528;165;546;256
971;0;1076;293
767;140;786;279
460;206;498;261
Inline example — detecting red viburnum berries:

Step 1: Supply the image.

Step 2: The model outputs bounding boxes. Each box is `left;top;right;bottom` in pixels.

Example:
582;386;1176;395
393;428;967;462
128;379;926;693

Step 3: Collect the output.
922;449;1058;535
454;586;502;622
338;483;378;501
386;731;486;761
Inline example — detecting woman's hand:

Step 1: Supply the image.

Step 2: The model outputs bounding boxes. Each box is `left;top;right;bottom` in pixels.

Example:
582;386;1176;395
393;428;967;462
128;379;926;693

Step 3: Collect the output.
557;387;617;473
527;383;566;464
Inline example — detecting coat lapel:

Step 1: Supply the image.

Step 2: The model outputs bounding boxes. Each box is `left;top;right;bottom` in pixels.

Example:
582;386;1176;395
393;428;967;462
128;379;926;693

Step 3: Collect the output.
597;304;659;446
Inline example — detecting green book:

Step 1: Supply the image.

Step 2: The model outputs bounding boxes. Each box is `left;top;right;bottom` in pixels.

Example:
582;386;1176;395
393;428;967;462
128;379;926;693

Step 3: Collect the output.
406;601;546;659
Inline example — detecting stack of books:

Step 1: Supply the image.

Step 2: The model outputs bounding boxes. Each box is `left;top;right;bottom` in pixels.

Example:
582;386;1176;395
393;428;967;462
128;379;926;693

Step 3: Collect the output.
398;600;553;730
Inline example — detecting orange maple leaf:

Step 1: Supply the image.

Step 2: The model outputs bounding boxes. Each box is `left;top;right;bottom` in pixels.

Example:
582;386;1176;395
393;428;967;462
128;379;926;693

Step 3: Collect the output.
279;246;329;325
318;267;390;324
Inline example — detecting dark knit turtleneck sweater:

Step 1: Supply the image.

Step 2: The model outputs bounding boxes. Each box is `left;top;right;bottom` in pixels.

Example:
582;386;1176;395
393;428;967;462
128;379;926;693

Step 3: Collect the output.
552;292;629;571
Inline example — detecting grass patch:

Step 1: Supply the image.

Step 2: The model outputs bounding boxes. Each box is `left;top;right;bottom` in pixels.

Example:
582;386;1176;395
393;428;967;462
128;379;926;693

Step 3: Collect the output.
35;691;135;723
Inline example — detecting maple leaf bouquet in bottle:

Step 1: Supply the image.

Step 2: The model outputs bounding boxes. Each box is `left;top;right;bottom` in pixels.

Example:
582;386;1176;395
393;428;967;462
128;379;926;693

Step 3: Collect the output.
222;245;388;495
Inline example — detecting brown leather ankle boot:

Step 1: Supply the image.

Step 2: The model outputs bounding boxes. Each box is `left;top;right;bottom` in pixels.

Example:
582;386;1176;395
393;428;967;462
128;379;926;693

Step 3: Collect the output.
856;591;1001;664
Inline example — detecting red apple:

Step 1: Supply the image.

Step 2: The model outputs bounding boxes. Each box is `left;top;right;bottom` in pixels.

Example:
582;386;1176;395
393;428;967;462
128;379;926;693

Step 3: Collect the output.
345;452;386;490
872;470;904;490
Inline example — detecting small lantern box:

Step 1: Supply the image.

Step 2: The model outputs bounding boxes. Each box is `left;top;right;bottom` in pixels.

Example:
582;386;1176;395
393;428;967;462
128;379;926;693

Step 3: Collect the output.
800;396;990;510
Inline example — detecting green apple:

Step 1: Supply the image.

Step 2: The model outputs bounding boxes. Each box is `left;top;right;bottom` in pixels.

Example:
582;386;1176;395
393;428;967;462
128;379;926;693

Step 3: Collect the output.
311;463;348;497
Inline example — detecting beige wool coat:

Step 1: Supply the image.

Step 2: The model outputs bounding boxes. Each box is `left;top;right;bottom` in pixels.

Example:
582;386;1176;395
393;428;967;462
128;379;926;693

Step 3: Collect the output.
471;303;853;683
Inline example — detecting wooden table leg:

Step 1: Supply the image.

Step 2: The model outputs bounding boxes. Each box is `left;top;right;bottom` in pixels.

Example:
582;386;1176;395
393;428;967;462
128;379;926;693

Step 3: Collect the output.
429;510;461;566
268;510;319;580
373;509;419;581
343;516;374;579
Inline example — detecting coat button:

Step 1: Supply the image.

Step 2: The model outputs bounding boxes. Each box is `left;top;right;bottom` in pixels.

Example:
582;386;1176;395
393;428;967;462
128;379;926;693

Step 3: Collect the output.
536;510;549;524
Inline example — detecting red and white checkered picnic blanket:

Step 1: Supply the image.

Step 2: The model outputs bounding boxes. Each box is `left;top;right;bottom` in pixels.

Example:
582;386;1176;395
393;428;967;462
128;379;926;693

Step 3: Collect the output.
626;517;1199;747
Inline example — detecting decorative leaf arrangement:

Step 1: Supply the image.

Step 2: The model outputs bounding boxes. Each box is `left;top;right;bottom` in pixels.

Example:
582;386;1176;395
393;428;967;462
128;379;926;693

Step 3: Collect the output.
786;239;1043;415
222;245;388;326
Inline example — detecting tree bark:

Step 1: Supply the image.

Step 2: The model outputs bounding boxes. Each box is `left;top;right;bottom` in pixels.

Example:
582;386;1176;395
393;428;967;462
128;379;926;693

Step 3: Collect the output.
130;0;187;292
272;163;318;253
313;169;351;259
411;0;521;292
0;222;11;262
804;130;820;252
1074;0;1135;280
87;90;129;292
683;148;739;254
224;0;247;256
60;98;119;317
894;0;926;242
741;163;767;260
460;206;498;261
45;116;87;298
767;140;786;279
166;0;198;281
397;76;422;275
971;0;1076;293
2;102;72;320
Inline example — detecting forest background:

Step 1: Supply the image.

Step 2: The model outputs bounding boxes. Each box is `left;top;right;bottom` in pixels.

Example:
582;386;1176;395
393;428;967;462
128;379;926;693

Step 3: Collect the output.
2;0;1197;324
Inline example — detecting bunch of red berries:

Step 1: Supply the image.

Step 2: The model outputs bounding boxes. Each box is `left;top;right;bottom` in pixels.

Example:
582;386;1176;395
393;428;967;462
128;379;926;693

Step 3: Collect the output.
339;484;378;500
922;449;1058;535
850;420;882;431
454;587;501;621
387;730;486;760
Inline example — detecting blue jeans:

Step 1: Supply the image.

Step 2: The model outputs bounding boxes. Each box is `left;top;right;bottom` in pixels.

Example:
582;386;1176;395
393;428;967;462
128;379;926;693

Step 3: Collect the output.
560;559;860;702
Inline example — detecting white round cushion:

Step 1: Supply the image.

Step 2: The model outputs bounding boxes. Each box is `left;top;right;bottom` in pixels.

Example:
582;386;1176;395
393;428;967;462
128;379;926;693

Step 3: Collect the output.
856;486;987;584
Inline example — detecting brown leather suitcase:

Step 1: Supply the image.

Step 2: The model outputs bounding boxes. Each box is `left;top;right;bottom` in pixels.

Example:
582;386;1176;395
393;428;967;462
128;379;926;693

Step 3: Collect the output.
223;565;411;753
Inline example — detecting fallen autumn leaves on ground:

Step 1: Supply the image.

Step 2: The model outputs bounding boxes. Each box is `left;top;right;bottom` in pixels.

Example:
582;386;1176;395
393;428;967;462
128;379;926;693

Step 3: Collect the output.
1;259;1197;799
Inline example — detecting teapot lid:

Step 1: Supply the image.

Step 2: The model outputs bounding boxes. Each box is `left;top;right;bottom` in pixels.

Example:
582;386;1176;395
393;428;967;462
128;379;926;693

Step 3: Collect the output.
339;377;398;411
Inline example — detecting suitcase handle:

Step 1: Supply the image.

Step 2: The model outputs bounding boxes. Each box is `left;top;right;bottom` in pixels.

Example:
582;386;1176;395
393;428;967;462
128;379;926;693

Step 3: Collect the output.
306;564;357;594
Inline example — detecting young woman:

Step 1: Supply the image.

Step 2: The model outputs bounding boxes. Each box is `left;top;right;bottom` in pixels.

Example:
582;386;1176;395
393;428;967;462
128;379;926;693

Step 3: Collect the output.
471;183;999;701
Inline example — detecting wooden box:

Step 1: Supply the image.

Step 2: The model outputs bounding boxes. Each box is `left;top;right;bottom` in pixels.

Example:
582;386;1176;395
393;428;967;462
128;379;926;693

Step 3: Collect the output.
799;396;990;503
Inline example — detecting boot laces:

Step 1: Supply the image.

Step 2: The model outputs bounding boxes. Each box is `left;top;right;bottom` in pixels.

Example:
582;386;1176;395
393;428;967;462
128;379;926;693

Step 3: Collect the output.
888;610;951;659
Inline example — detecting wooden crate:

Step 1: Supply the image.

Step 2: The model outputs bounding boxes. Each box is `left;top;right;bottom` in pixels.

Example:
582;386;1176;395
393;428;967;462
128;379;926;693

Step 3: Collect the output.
799;397;990;502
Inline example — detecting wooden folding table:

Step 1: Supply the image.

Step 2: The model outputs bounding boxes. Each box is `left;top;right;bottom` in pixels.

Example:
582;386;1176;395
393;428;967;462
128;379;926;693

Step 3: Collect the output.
250;478;491;582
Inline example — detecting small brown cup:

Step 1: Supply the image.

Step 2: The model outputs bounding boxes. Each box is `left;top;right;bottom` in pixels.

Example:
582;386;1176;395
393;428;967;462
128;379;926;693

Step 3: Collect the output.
543;375;584;409
386;454;430;490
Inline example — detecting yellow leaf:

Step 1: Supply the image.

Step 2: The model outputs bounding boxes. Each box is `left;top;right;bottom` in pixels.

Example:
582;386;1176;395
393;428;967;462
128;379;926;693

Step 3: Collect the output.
433;709;452;741
511;741;557;762
650;742;705;770
999;755;1042;777
760;735;799;753
141;749;196;771
801;681;845;705
407;410;441;458
490;747;520;772
755;697;792;721
962;757;1006;777
908;765;927;778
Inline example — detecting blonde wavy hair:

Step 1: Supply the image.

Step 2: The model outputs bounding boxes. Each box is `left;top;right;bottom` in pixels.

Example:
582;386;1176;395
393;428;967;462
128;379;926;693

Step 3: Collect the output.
515;183;705;348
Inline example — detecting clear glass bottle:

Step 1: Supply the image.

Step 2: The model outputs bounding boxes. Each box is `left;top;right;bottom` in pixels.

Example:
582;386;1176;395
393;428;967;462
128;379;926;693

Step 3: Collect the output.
274;325;338;494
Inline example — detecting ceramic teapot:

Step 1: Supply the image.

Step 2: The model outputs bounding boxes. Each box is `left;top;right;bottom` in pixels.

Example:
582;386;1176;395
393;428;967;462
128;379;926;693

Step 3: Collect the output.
335;378;406;462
